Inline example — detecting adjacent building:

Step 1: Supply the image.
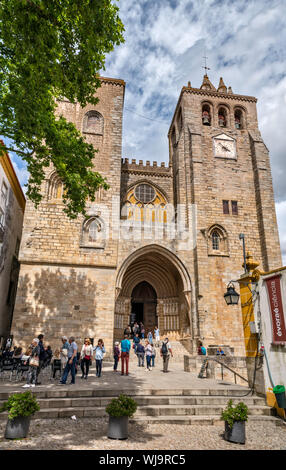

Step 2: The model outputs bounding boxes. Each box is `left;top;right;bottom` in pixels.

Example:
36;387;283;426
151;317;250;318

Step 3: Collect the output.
0;146;25;346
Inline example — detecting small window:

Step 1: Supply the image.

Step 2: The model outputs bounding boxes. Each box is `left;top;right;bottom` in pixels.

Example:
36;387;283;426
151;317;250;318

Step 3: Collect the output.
15;238;20;257
223;200;229;214
212;231;220;250
231;201;238;215
1;181;8;207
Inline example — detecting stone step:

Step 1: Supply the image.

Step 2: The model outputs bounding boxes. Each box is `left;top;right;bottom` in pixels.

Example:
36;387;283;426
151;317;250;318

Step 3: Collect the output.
0;394;265;410
0;387;255;400
0;405;276;422
130;415;282;426
135;404;273;417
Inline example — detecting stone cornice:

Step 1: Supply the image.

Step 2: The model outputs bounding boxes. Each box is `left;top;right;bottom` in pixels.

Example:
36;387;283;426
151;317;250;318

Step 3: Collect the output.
100;76;125;87
121;168;172;178
182;86;257;103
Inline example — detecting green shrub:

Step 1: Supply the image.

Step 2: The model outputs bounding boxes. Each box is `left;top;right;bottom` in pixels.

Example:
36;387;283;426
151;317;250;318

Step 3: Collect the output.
221;399;249;429
106;394;137;418
0;391;40;420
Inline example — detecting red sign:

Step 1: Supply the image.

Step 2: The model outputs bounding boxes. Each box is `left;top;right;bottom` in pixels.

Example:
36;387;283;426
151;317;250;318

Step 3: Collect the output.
265;275;286;344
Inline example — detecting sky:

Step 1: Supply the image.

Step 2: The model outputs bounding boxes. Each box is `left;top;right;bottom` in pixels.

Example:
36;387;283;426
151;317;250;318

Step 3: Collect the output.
10;0;286;264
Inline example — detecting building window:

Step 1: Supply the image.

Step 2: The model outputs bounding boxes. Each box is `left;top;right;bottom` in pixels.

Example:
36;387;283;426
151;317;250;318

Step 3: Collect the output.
223;200;229;214
202;104;211;126
218;107;227;127
135;184;156;204
47;172;63;201
83;110;104;135
212;231;220;250
81;216;105;249
208;224;229;256
1;181;8;207
231;201;238;215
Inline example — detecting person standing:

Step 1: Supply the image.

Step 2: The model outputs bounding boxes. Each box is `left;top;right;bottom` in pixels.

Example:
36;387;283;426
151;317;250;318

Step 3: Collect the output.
147;330;153;345
60;336;69;373
140;323;145;339
60;337;78;385
145;340;153;371
113;342;120;372
133;333;140;354
121;334;131;376
136;340;145;367
151;344;156;368
160;338;173;373
80;338;93;379
94;339;105;377
22;338;40;388
154;326;160;347
36;334;45;384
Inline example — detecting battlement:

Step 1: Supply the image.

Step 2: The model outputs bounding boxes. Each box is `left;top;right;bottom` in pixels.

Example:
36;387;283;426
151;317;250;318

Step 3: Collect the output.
121;158;171;176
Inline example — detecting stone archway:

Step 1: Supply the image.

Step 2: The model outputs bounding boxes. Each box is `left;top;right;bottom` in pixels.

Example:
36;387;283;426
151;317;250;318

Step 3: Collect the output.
114;245;192;340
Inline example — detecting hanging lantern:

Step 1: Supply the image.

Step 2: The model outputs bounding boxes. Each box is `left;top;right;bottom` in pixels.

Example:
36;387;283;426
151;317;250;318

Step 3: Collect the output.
224;282;240;305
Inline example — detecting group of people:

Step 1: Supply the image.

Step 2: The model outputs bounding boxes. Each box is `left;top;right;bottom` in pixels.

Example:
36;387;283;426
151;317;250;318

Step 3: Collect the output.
5;334;108;388
114;329;173;374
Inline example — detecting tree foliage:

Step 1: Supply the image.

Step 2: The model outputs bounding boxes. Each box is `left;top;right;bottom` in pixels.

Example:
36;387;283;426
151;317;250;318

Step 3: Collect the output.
0;0;124;217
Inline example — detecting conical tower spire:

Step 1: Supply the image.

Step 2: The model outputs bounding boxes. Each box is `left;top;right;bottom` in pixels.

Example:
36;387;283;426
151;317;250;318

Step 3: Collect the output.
217;77;227;93
200;74;216;91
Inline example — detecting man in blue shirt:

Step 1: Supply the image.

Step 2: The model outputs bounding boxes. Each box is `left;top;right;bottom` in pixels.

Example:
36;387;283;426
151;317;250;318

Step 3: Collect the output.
121;334;131;376
60;337;78;385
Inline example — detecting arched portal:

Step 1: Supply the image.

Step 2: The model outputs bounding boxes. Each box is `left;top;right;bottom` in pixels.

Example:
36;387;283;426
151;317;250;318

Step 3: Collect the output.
131;281;157;331
114;245;192;340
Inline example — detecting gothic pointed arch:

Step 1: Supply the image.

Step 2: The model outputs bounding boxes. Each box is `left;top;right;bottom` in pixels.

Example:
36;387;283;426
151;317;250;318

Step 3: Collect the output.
207;224;229;256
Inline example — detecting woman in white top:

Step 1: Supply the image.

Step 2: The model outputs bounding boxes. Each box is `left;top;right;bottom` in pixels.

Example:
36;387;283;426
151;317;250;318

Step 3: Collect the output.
80;338;93;379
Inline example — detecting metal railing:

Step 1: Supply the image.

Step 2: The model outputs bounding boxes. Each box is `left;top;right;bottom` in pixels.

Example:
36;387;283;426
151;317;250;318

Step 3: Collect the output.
210;357;249;385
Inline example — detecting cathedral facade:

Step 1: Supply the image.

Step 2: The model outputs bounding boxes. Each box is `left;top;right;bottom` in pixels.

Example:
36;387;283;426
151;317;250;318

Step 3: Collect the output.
10;75;282;356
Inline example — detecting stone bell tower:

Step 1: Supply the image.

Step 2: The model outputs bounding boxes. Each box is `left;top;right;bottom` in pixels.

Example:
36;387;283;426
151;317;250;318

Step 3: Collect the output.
168;74;282;351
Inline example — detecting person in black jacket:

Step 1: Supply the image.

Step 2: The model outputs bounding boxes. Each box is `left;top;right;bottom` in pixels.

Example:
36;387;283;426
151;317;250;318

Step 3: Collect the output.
36;334;45;384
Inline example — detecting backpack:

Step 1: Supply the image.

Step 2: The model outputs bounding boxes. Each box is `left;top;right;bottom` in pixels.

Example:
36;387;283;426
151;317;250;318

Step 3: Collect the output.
161;342;168;355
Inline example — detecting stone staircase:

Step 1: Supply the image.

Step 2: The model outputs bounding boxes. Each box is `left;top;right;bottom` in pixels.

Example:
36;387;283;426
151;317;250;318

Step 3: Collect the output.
0;386;279;425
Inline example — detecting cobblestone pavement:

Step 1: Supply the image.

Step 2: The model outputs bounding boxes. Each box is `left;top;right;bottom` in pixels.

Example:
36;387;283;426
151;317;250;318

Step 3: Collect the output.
0;417;285;450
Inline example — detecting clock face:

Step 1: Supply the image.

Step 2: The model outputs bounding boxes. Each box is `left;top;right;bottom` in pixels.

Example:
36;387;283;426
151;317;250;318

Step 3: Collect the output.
213;134;236;159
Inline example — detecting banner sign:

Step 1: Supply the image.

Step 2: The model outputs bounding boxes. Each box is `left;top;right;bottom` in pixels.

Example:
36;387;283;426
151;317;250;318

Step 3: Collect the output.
265;275;286;344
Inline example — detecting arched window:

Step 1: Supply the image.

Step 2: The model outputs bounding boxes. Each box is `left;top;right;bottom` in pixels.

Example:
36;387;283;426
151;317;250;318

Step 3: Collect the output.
234;108;244;129
207;225;229;256
83;110;104;135
81;216;105;249
212;231;220;250
47;172;63;201
218;107;227;127
202;103;211;125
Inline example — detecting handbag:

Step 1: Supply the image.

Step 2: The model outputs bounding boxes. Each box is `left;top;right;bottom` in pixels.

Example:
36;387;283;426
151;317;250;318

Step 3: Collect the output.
30;356;39;367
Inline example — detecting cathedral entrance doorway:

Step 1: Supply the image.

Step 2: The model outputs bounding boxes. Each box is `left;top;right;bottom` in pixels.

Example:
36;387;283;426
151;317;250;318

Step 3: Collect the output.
114;245;193;342
131;281;157;332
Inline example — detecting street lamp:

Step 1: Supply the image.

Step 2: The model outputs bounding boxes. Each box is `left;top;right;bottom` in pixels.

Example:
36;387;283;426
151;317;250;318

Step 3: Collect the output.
224;282;240;306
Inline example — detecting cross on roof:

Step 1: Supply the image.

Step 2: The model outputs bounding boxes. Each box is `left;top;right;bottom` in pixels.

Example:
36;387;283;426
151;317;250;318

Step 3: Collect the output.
202;55;210;74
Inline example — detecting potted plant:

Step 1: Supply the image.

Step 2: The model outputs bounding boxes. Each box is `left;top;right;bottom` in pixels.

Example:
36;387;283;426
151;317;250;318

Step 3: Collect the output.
0;391;40;439
105;394;137;440
221;399;249;444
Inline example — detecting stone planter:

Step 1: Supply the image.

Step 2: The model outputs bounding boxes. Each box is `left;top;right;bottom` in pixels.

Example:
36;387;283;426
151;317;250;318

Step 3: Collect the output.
5;416;31;439
108;416;128;440
224;421;245;444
